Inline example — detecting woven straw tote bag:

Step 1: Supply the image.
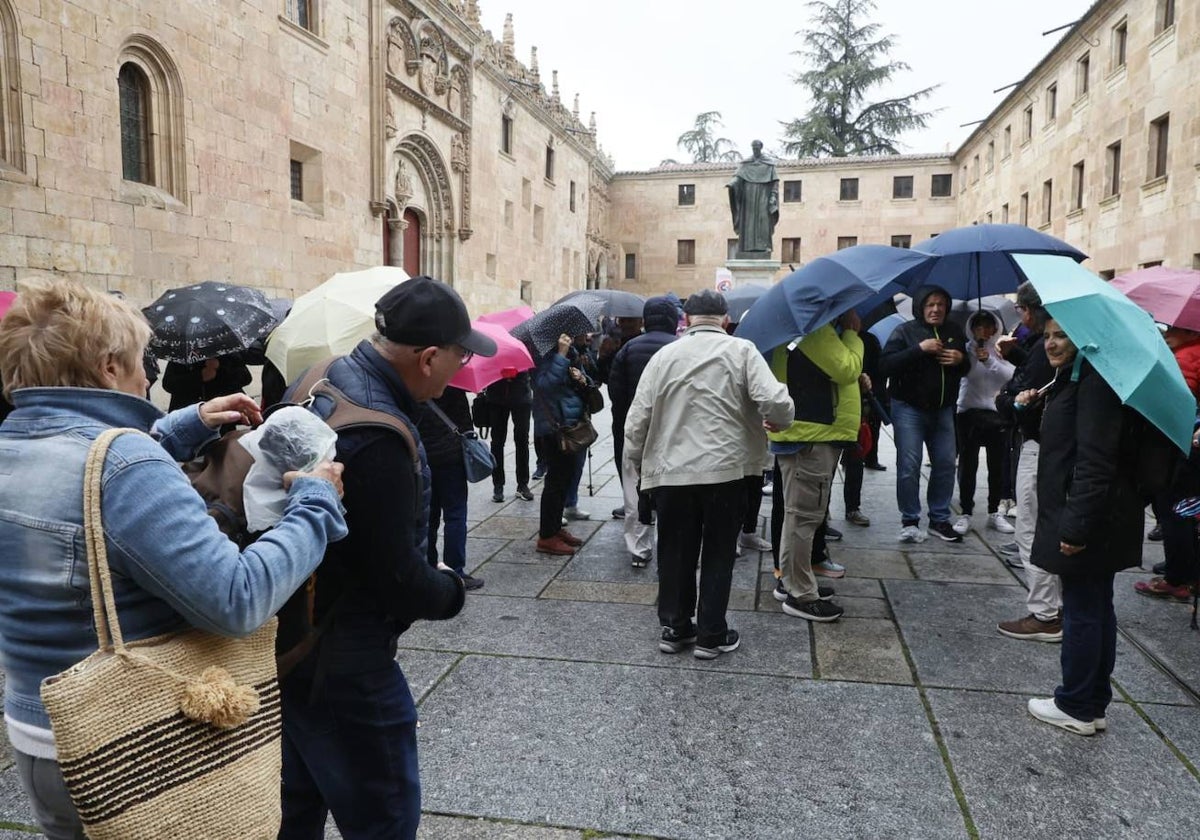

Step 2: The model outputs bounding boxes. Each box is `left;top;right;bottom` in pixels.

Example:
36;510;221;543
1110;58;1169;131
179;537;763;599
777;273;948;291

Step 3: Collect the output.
41;428;283;839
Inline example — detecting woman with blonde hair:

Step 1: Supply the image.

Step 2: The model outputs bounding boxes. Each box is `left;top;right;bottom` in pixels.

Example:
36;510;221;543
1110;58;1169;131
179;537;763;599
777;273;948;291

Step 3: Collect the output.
0;278;348;838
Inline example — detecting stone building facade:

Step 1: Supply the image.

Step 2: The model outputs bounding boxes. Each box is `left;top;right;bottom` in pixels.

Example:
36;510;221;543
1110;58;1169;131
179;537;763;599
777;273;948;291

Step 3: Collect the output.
0;0;1194;314
0;0;612;314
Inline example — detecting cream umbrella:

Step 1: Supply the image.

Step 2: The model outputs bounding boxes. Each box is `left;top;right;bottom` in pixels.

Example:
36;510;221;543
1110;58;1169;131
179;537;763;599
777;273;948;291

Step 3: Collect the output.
266;266;410;382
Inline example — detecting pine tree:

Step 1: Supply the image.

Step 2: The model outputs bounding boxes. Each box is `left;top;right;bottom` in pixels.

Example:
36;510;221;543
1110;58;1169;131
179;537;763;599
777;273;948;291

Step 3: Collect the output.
781;0;937;157
676;112;741;163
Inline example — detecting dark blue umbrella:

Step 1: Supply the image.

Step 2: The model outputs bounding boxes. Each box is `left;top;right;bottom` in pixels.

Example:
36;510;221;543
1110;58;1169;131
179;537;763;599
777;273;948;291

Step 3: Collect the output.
724;283;771;323
734;245;935;354
911;224;1086;301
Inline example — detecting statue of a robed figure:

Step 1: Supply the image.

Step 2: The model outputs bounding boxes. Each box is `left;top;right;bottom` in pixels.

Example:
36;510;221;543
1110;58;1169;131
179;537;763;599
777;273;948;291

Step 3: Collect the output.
727;140;779;259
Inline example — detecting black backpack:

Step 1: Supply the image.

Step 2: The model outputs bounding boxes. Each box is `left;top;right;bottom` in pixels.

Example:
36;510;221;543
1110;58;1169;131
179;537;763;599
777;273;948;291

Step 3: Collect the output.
185;358;418;677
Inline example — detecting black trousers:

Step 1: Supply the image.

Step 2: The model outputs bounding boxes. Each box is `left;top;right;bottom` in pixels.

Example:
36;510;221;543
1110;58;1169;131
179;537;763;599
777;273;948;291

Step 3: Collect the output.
536;434;575;538
742;473;764;533
489;403;531;490
956;410;1009;515
842;445;863;512
654;480;745;646
1153;491;1200;586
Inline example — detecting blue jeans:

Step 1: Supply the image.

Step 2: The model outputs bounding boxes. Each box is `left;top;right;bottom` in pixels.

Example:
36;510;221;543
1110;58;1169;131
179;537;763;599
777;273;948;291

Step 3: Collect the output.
564;447;587;508
1055;571;1117;722
279;626;421;839
892;400;956;526
427;460;468;574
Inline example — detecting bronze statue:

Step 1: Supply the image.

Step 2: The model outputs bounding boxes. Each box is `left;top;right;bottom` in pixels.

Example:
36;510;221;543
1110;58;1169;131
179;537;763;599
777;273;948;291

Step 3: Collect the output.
727;140;779;259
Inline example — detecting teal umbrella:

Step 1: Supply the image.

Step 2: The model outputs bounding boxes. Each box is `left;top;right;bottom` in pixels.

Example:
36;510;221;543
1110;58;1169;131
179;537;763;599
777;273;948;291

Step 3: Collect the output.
1014;254;1194;453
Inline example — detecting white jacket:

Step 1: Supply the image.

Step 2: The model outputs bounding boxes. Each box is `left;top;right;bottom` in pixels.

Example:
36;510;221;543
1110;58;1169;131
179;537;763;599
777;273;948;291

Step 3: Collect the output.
624;324;794;490
957;310;1016;412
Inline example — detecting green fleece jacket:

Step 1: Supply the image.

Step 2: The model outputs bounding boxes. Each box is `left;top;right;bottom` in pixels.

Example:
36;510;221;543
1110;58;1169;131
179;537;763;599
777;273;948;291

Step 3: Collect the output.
767;324;864;444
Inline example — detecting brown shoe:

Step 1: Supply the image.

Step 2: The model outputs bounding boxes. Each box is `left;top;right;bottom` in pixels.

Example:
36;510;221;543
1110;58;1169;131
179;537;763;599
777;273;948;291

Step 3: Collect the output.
536;535;576;555
997;613;1063;642
556;529;583;547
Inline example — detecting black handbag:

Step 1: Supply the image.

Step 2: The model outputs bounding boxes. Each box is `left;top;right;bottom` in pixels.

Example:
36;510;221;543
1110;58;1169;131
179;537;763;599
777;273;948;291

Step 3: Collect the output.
582;385;604;414
558;418;599;454
470;391;492;439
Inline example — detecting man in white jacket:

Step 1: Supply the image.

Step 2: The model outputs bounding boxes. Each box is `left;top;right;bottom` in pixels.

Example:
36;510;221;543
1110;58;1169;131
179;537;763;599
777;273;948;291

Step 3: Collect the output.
624;290;793;659
953;310;1016;535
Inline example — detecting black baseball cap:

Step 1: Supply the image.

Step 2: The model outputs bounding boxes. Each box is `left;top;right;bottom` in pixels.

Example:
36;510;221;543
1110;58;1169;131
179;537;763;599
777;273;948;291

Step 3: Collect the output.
374;276;497;357
683;289;728;316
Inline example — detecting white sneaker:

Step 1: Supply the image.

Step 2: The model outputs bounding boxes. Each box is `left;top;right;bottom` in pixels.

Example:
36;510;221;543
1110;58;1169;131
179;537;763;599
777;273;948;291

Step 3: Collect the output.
762;482;773;496
899;525;926;543
988;512;1016;534
1027;697;1096;736
564;507;591;521
737;532;772;553
1002;499;1017;518
952;515;971;535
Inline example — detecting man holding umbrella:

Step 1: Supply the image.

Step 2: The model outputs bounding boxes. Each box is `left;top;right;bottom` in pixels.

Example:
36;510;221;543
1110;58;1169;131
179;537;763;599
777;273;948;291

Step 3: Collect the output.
880;285;971;543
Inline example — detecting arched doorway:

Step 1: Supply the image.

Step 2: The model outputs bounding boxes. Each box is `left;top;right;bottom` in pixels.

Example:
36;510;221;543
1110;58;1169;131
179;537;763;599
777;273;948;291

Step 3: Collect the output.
403;208;421;276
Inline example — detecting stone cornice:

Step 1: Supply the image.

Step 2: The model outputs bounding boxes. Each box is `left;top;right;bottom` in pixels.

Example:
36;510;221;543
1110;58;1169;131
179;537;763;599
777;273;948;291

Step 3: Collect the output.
387;75;470;134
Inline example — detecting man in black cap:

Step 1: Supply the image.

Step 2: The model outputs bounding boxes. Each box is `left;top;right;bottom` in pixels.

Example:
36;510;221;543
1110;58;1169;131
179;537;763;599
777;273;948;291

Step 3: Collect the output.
278;275;495;840
625;290;793;659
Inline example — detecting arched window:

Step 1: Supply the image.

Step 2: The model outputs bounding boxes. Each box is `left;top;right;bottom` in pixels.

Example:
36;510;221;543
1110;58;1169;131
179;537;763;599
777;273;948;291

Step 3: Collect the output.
0;0;24;171
118;64;152;184
116;36;187;202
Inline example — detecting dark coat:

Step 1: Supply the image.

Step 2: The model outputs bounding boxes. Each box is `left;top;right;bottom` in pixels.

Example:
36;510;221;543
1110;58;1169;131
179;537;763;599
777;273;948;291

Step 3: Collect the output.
484;370;532;408
162;358;252;412
996;332;1054;442
879;285;970;411
607;296;680;433
416;386;473;467
1031;360;1143;576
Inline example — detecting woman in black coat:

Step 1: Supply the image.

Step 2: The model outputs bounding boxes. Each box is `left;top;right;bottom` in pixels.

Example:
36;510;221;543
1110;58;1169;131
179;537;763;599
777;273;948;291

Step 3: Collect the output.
1022;315;1143;736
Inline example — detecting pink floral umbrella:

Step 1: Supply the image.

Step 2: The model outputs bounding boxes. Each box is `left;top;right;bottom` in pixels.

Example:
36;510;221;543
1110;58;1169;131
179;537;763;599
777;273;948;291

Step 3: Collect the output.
450;320;534;393
1111;266;1200;331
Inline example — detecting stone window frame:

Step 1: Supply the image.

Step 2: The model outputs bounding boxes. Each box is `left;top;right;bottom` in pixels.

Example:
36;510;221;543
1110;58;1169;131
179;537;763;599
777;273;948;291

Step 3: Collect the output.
289;139;323;216
1110;18;1128;71
1155;0;1176;36
676;239;696;266
624;252;636;280
116;35;187;204
836;236;858;250
677;183;696;206
1045;82;1057;123
782;179;802;202
1147;113;1170;182
1070;160;1085;213
890;235;911;249
930;173;953;198
1075;51;1090;99
892;175;914;199
0;0;24;173
1104;140;1122;198
838;178;859;202
781;237;801;263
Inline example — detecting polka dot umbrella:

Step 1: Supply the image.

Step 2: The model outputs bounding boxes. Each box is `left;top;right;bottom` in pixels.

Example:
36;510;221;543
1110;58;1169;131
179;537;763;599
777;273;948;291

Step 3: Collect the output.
142;281;280;364
510;300;603;358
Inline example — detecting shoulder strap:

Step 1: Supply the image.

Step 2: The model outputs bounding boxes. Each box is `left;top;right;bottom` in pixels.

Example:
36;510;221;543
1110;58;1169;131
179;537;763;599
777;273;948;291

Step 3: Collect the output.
425;400;464;437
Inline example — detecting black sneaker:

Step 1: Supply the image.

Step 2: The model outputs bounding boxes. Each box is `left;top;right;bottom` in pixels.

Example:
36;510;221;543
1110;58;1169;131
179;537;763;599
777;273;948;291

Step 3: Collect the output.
1148;525;1164;541
491;489;504;503
694;629;740;659
773;580;833;601
928;519;964;543
631;554;650;569
515;486;534;501
782;596;844;622
612;506;626;519
1152;561;1167;575
659;625;697;654
824;525;844;542
459;573;485;591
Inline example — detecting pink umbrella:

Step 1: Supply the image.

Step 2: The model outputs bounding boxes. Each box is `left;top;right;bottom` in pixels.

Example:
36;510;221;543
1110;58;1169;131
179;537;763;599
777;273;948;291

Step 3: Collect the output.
0;291;15;319
476;305;535;332
450;321;534;393
1111;267;1200;331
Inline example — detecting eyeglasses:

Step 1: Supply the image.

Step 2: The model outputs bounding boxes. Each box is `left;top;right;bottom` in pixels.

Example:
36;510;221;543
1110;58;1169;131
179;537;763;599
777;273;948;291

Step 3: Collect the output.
456;346;474;367
412;345;473;367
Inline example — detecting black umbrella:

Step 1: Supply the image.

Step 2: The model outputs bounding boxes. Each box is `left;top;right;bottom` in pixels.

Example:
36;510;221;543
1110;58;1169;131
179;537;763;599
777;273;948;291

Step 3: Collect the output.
511;302;600;357
556;289;646;319
143;281;279;364
724;283;771;323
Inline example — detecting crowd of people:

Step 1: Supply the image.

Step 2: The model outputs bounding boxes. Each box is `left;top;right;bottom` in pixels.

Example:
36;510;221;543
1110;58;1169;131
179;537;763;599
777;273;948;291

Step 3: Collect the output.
0;270;1197;838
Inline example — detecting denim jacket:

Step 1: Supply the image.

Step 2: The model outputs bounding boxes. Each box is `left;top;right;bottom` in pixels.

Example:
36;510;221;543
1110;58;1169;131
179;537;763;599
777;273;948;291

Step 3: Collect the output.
0;388;348;732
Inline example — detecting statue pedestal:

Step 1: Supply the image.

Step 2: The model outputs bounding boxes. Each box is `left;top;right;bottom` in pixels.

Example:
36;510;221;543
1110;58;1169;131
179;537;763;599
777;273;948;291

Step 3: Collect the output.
726;259;783;287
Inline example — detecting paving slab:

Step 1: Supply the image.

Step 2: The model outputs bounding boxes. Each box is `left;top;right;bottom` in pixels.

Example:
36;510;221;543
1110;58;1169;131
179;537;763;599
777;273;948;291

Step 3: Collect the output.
926;688;1200;839
418;657;965;840
397;650;462;702
466;537;510;568
540;580;659;605
399;595;813;678
469;562;561;597
838;547;915;579
469;516;540;541
887;580;1193;704
813;617;912;684
907;551;1022;585
1112;577;1200;698
1140;703;1200;770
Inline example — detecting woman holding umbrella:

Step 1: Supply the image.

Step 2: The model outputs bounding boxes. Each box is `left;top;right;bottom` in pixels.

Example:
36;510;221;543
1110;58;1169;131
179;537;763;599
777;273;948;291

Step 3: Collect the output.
1023;313;1143;736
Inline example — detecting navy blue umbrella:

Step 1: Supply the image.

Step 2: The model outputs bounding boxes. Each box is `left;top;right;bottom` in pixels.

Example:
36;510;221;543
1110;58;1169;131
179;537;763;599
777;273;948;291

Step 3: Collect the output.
734;245;935;354
911;224;1086;301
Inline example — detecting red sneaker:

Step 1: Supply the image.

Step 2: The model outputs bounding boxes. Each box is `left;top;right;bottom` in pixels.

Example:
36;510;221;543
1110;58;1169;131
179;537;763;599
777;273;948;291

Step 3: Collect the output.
1133;577;1194;602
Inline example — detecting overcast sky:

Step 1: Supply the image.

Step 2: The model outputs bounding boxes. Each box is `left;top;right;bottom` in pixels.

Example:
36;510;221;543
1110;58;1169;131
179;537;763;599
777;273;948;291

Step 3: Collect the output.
480;0;1098;170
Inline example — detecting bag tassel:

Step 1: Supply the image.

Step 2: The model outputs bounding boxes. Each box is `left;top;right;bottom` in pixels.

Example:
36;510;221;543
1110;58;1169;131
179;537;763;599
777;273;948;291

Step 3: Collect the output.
179;666;261;729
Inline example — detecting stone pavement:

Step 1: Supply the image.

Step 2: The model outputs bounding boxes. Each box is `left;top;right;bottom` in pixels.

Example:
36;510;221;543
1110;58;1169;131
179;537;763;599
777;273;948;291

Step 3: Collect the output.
1;409;1198;838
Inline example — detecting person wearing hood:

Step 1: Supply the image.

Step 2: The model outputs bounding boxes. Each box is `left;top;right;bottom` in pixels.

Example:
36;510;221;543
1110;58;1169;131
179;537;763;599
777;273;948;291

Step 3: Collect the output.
608;296;680;566
953;310;1016;537
879;285;971;543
